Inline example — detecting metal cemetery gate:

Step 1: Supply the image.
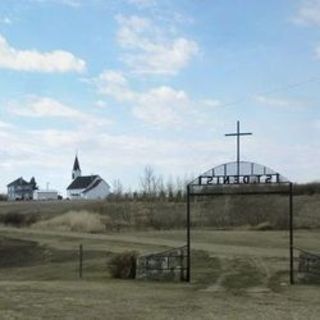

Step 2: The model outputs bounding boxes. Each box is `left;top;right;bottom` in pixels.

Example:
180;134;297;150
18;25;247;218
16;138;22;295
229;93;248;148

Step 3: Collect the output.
185;160;294;283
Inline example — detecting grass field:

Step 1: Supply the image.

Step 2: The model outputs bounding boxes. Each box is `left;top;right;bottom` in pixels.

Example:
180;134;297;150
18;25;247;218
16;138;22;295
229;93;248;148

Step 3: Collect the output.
0;223;319;319
1;193;320;230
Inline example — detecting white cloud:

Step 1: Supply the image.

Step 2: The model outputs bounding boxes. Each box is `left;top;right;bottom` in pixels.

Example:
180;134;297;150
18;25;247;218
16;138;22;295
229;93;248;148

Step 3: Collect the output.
7;96;109;127
315;45;320;58
56;0;81;7
200;99;222;108
31;0;82;7
30;129;88;148
116;15;199;75
9;97;82;118
313;119;320;129
0;17;12;25
95;69;221;128
294;0;320;26
254;95;292;108
0;34;86;73
133;86;190;127
95;100;108;109
293;1;320;61
254;95;307;109
0;120;13;128
95;70;136;101
127;0;156;8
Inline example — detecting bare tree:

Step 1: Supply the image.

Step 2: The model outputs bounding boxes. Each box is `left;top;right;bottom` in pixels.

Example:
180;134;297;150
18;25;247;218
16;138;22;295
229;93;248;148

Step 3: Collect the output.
166;175;175;201
139;166;160;199
112;179;123;199
157;175;166;199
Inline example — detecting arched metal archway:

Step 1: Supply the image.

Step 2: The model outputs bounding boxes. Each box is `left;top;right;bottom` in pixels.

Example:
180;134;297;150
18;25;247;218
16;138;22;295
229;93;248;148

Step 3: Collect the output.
185;161;294;284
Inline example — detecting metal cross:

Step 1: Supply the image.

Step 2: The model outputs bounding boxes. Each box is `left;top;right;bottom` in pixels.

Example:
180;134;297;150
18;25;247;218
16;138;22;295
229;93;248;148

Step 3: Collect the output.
225;121;252;176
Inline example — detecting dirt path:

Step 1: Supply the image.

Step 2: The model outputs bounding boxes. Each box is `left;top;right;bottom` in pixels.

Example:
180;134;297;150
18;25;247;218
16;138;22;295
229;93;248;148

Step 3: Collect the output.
0;226;291;259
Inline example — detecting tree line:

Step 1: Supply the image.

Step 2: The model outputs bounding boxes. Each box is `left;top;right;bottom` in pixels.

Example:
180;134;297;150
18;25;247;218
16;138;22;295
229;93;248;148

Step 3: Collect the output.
109;166;320;201
109;166;193;201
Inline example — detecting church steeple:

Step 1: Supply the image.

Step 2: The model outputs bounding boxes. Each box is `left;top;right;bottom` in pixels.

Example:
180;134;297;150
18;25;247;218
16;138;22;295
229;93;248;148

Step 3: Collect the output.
72;155;81;180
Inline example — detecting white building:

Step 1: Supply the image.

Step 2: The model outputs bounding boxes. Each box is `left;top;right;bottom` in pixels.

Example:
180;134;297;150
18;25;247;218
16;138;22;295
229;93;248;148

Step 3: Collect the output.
33;190;59;201
66;155;110;200
7;177;37;201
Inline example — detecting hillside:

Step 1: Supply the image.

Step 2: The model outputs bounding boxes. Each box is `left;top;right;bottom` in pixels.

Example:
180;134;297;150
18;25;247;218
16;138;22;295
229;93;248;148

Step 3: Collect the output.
0;192;320;230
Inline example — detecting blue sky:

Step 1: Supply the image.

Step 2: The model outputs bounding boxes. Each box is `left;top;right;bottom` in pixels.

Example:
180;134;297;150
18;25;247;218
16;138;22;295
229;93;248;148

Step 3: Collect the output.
1;0;320;194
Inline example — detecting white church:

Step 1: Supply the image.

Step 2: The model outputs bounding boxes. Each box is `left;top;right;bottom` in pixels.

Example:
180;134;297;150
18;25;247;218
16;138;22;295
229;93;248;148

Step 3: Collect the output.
66;155;111;200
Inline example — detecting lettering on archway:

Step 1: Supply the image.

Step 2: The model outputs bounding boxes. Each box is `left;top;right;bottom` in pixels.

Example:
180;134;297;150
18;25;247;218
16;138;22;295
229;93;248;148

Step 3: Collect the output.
192;161;288;188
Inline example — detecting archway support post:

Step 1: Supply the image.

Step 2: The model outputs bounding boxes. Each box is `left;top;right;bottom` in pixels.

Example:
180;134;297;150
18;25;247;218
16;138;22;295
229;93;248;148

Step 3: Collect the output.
289;182;294;285
186;184;191;282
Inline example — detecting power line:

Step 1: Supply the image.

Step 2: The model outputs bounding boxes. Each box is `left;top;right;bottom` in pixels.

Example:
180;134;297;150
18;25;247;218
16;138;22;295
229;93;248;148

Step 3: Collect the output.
218;75;320;108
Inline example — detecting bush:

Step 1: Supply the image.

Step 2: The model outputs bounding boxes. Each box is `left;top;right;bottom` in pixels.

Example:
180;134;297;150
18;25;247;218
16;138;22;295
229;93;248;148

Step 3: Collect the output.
294;182;320;195
0;212;39;227
0;194;7;201
1;212;26;227
108;251;138;279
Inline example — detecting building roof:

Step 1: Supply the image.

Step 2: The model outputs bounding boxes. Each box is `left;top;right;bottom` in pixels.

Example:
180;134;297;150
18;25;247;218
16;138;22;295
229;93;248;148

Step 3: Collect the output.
7;177;29;187
73;156;81;171
34;190;58;193
67;175;99;190
83;179;103;194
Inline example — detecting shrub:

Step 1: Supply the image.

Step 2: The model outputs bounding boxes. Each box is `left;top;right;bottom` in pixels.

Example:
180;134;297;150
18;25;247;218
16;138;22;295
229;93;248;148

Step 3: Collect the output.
0;212;40;227
0;194;7;201
108;251;138;279
1;212;26;227
294;182;320;195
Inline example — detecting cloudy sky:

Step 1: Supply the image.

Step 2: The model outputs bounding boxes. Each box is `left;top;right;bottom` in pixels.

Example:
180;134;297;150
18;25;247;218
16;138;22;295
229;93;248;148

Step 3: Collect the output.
1;0;320;194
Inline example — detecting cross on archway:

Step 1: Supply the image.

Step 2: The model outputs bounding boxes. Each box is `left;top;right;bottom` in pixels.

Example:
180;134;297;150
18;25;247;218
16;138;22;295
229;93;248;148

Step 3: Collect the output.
225;121;252;176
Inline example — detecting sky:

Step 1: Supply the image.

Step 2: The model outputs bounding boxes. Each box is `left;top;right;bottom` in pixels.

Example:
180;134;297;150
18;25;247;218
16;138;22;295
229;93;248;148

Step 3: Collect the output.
1;0;320;194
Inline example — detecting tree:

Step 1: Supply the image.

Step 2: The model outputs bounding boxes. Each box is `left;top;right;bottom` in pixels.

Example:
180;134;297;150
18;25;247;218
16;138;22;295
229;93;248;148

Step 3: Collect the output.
139;166;160;199
112;179;123;199
166;176;175;201
30;177;38;190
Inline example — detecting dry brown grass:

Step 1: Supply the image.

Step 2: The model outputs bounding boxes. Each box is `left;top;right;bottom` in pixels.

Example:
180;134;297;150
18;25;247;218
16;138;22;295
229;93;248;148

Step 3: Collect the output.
32;210;105;233
0;227;320;320
1;193;320;231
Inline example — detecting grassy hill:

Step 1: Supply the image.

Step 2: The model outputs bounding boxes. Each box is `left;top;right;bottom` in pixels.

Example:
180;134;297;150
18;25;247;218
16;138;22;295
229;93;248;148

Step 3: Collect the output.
0;192;320;230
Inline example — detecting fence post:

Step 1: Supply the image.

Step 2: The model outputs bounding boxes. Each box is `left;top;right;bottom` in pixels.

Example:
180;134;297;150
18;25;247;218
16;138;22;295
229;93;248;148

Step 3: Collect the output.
79;244;83;279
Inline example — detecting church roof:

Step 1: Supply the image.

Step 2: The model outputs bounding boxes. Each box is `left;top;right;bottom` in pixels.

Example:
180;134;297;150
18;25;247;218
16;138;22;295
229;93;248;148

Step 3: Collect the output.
73;156;81;171
83;179;103;194
67;175;99;190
